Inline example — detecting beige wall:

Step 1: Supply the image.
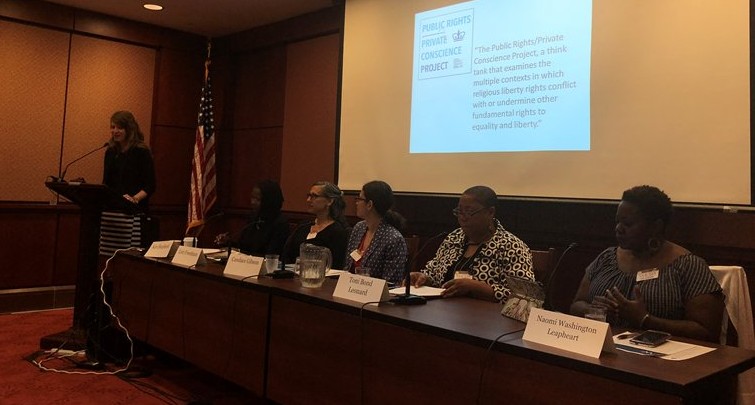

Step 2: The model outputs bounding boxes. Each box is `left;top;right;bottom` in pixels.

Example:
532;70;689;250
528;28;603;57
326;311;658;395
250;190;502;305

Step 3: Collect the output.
0;19;155;202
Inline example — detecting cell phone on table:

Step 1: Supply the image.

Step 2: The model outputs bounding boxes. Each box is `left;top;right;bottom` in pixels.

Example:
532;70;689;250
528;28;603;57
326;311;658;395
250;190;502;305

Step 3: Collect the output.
630;330;671;347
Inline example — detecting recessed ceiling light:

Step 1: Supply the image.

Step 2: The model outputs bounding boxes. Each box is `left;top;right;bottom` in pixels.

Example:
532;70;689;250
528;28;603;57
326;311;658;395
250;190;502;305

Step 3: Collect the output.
143;4;163;11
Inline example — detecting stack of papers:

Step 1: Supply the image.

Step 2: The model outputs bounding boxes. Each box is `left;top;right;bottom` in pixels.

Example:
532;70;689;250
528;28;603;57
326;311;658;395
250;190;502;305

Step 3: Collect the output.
388;286;445;297
612;334;715;360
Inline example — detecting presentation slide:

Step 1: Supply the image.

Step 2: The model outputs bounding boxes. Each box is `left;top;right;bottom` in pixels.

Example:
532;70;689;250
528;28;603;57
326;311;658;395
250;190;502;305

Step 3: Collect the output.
340;0;751;205
410;1;591;153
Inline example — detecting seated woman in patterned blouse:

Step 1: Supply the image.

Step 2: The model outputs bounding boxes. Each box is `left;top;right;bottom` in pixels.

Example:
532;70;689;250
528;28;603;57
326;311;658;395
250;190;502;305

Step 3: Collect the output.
409;185;534;302
342;180;408;286
570;185;724;342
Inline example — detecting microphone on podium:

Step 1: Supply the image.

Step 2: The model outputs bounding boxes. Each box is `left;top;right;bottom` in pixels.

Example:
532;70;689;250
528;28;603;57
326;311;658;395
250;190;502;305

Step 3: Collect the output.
54;142;109;182
390;231;448;305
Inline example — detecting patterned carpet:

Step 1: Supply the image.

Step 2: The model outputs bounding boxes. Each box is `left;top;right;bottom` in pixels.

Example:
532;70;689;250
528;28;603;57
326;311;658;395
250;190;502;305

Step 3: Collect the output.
0;308;260;404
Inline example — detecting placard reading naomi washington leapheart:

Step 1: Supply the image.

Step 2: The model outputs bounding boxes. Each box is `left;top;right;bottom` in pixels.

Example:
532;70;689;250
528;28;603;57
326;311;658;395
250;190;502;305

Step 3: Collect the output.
522;307;616;358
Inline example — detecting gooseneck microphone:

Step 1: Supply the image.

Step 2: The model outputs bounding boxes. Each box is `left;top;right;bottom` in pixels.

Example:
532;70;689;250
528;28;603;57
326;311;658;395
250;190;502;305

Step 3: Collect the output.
390;231;448;305
57;142;109;182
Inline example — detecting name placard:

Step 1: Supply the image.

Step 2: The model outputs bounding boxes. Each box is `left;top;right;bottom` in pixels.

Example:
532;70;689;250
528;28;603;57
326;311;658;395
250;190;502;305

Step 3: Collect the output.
333;274;389;304
171;245;206;267
144;240;180;258
223;251;263;280
522;307;615;358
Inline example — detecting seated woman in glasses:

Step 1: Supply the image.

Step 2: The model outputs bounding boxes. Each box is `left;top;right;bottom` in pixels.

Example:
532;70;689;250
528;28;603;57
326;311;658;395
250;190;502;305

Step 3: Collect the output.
409;186;534;302
283;181;350;270
342;180;408;286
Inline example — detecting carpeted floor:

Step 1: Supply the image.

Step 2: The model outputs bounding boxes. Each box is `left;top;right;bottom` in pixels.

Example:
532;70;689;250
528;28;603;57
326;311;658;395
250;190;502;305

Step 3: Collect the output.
0;308;261;404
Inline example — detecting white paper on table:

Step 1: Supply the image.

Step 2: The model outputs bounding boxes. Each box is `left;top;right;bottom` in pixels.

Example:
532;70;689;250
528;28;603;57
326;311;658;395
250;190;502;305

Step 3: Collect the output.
326;269;350;277
389;286;445;297
613;335;716;361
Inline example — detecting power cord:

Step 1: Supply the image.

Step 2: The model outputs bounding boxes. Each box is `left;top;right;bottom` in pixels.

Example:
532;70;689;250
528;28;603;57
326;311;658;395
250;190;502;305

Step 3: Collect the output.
33;247;137;375
475;330;521;405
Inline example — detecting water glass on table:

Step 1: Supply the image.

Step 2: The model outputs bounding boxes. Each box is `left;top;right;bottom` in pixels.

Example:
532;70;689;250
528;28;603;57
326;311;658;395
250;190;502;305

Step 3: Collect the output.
355;266;370;277
264;254;280;275
585;305;607;322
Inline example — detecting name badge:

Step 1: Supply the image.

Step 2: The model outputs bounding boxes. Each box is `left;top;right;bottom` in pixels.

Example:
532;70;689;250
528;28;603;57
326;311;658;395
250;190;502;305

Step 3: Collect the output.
350;249;363;261
454;271;473;280
636;268;659;282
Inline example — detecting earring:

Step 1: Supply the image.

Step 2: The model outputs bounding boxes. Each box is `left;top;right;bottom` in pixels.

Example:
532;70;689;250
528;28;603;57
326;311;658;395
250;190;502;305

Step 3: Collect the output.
647;237;661;253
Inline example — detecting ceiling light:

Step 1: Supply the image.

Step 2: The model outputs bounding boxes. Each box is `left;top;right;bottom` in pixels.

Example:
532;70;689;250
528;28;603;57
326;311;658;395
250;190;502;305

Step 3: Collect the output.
143;4;163;11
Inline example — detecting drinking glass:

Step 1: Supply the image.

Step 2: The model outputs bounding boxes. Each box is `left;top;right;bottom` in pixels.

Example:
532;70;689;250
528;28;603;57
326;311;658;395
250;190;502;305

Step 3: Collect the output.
585;305;607;322
264;254;280;274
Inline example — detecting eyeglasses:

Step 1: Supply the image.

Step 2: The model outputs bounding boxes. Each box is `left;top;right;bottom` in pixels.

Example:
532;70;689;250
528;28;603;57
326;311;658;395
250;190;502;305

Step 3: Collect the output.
306;193;326;199
452;206;486;218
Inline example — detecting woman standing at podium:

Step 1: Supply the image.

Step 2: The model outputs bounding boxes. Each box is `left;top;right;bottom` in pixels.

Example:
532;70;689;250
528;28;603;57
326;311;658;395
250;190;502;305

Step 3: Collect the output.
100;111;156;255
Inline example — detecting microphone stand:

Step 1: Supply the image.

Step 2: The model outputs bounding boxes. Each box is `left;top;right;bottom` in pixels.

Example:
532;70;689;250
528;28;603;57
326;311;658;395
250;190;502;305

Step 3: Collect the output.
543;242;578;310
56;142;109;182
390;232;448;305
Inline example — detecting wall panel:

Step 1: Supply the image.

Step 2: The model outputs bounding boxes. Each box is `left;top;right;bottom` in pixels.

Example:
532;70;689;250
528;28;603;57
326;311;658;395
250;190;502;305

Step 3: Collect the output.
229;128;283;207
232;47;286;130
0;21;69;201
150;126;194;207
153;47;205;128
0;210;57;288
280;34;341;213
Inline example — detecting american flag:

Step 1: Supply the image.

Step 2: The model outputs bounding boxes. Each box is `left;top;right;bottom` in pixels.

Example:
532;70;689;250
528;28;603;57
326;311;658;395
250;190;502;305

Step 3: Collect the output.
187;50;217;231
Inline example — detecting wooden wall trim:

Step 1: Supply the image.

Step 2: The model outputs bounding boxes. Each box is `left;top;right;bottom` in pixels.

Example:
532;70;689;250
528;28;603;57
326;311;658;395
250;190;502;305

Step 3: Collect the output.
224;6;343;51
1;0;203;50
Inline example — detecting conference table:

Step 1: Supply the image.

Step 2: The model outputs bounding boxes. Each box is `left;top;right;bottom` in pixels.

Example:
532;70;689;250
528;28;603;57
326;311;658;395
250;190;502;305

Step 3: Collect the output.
108;251;755;404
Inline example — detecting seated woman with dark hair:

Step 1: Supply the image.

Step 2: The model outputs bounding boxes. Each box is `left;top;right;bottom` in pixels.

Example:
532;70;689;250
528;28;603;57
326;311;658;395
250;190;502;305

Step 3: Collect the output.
283;181;350;269
215;180;289;256
570;185;724;342
343;180;408;286
409;185;534;302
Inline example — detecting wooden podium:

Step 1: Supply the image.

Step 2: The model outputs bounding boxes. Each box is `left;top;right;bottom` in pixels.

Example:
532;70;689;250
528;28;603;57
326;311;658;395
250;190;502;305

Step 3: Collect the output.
42;181;136;350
